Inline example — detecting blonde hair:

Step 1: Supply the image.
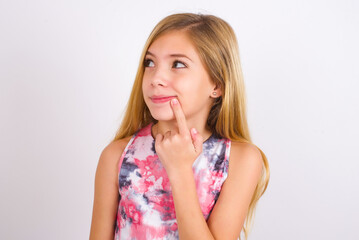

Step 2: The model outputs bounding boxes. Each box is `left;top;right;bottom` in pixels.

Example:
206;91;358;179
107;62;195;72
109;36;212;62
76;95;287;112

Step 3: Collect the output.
111;13;269;239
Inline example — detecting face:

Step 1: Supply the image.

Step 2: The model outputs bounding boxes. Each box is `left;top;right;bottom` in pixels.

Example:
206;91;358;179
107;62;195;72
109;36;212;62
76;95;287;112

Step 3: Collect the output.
142;30;220;123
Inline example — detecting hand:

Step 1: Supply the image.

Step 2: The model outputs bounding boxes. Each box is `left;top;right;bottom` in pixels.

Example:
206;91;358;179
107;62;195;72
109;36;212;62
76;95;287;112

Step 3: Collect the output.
154;98;203;177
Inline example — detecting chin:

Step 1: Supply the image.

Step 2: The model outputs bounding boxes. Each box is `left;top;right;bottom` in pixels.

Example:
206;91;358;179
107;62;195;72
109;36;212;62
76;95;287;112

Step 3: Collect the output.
149;109;175;121
150;112;175;121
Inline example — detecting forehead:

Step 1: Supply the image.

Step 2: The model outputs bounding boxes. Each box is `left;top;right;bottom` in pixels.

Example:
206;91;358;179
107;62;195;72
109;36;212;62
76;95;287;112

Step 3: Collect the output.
147;31;198;58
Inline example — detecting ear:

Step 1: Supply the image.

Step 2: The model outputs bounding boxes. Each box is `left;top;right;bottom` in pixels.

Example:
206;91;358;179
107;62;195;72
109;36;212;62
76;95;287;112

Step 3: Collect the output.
211;84;222;98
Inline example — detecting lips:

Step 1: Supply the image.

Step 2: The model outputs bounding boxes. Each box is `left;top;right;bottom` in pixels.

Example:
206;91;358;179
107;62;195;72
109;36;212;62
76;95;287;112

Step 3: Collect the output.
150;95;176;104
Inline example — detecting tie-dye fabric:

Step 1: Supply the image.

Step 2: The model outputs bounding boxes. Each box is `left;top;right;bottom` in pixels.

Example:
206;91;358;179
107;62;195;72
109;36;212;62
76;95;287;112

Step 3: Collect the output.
114;122;231;240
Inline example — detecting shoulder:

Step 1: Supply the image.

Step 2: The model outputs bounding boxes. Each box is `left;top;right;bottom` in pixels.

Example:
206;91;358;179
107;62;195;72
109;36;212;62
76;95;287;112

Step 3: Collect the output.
228;141;263;181
97;136;133;174
102;136;133;158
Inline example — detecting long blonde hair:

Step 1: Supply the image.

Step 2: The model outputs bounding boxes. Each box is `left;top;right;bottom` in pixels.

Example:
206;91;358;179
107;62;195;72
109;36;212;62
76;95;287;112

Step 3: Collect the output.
111;13;269;239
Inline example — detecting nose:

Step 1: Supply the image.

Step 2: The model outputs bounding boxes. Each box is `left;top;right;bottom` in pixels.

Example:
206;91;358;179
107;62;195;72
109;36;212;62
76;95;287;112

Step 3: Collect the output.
151;78;165;87
149;66;169;87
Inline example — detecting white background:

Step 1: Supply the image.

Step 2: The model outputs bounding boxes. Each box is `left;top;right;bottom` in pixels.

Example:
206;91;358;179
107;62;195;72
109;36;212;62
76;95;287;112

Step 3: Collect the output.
1;0;358;239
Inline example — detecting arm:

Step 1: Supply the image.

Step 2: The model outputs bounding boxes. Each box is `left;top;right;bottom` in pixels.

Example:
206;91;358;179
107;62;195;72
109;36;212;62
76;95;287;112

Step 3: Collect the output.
206;142;263;239
168;168;215;239
155;99;263;240
89;137;131;240
168;142;263;240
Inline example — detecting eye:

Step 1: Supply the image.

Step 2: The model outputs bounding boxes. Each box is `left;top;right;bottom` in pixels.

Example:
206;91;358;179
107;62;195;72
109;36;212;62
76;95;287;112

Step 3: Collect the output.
144;58;154;67
173;60;187;69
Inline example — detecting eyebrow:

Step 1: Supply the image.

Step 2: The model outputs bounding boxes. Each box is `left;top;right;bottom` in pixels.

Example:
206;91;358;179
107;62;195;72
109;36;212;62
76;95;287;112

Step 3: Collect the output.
145;51;193;62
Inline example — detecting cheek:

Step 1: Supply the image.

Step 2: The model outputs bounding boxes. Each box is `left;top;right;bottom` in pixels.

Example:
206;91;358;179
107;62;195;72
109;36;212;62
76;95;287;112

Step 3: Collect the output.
142;79;150;97
178;81;209;100
179;85;213;113
141;83;150;108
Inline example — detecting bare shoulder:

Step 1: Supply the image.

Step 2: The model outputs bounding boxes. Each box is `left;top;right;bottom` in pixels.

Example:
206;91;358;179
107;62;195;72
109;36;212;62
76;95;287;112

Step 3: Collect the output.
230;141;263;164
229;141;263;173
94;136;133;186
102;136;132;158
99;136;133;169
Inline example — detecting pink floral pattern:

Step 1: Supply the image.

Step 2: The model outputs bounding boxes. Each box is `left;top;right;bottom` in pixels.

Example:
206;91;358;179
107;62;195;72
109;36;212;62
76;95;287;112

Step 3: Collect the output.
114;123;231;240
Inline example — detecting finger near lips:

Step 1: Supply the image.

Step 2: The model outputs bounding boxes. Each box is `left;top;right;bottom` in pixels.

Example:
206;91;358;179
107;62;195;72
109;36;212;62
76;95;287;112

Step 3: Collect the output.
170;98;189;135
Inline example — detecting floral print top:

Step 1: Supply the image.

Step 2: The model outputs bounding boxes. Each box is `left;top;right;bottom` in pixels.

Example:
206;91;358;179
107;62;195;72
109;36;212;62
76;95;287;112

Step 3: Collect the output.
114;122;231;240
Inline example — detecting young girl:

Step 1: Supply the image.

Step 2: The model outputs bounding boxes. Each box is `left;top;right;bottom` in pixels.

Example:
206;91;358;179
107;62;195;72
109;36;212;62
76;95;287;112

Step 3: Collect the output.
90;13;269;240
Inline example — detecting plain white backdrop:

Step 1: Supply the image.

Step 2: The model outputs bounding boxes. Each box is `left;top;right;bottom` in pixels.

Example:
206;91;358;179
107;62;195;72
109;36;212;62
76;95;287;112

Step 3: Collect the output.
1;0;358;239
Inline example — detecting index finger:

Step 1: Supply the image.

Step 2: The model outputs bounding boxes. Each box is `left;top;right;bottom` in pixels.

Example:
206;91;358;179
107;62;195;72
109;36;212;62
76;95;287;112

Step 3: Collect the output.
170;98;189;136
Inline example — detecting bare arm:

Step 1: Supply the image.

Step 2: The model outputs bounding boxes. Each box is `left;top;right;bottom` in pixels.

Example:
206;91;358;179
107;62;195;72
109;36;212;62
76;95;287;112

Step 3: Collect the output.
155;99;263;240
168;142;263;240
206;142;263;239
89;137;131;240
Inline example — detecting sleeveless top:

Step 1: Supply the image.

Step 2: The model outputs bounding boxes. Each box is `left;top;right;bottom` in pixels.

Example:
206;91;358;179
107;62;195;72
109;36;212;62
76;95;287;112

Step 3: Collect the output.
114;123;231;240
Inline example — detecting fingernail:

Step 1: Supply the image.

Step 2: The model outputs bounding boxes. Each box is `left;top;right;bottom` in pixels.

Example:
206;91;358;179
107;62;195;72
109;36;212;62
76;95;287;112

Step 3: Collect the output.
171;98;178;105
191;128;197;135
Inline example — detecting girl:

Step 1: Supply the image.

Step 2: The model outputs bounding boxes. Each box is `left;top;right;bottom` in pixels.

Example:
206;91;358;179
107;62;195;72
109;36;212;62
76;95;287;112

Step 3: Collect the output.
90;13;269;240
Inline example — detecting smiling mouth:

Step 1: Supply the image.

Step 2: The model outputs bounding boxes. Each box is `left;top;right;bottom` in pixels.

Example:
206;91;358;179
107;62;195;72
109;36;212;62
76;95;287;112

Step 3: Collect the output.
150;96;176;104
